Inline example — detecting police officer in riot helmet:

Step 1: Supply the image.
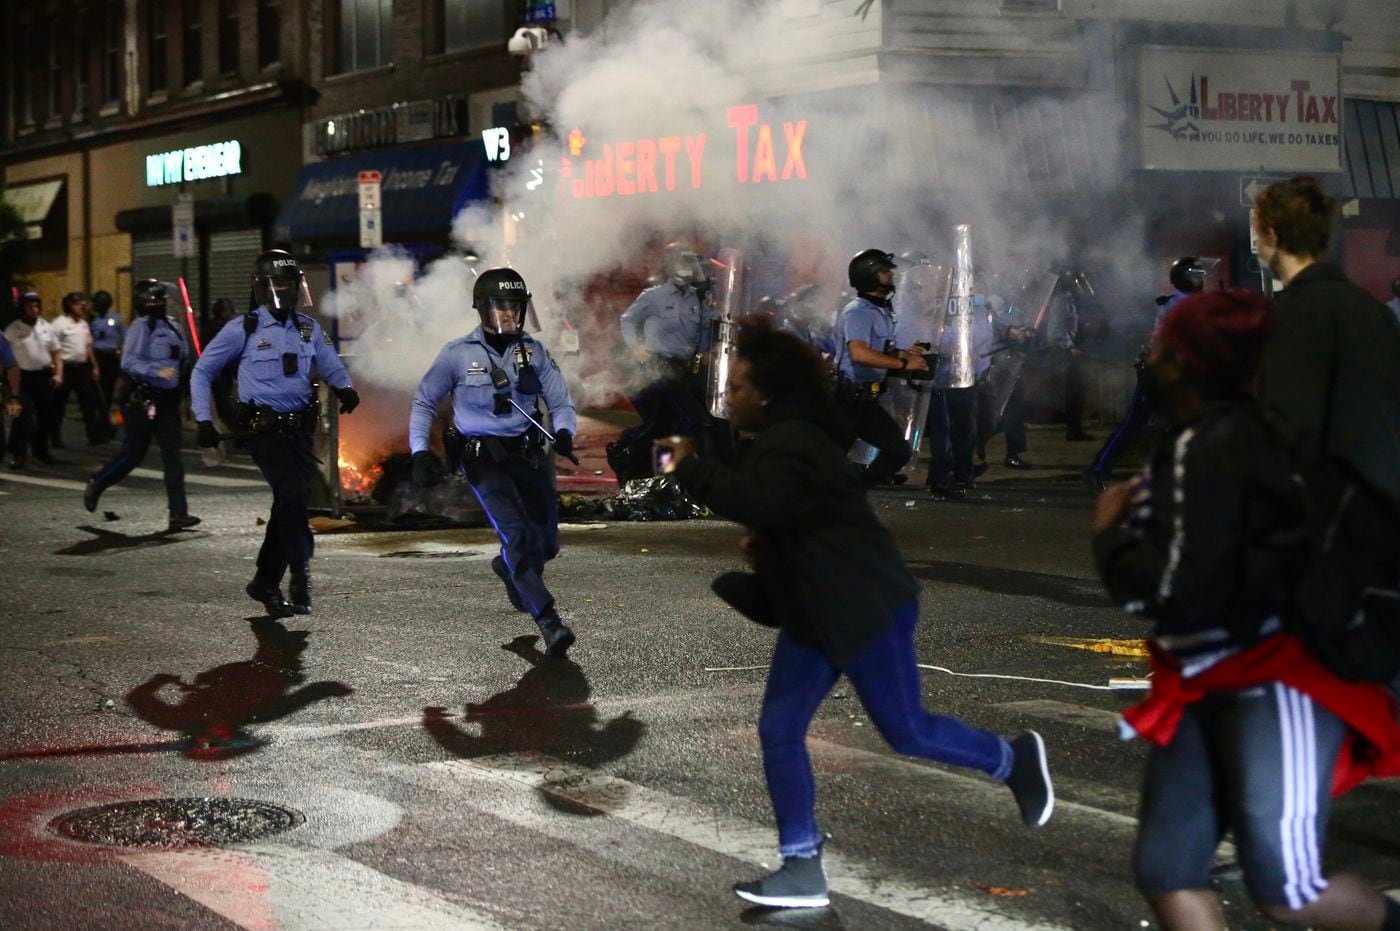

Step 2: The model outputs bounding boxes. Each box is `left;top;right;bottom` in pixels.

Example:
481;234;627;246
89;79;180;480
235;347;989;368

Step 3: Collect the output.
191;249;360;618
1086;256;1211;491
409;267;580;659
608;241;723;481
832;249;929;485
84;279;200;529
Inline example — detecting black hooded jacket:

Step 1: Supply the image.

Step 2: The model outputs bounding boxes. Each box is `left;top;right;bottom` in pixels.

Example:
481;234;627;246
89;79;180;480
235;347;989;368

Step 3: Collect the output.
673;392;920;665
1257;262;1400;503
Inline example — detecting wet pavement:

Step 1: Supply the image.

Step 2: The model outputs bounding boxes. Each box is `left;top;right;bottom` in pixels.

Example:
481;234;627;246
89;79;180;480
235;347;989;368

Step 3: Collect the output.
2;426;1398;929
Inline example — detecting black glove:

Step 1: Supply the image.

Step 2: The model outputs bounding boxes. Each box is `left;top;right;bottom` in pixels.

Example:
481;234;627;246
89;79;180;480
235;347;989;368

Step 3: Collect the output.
412;450;446;487
553;429;580;466
196;421;221;448
335;386;360;414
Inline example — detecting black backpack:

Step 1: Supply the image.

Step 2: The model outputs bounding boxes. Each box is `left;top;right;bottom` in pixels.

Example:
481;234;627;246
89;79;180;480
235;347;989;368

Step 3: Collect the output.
1287;456;1400;683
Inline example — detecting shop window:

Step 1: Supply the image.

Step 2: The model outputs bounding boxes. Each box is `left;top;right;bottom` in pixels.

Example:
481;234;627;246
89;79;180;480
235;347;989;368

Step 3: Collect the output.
334;0;394;74
148;0;168;94
219;0;239;75
102;0;122;105
431;0;506;55
258;0;281;68
74;9;90;116
183;0;204;86
16;23;35;126
47;18;63;120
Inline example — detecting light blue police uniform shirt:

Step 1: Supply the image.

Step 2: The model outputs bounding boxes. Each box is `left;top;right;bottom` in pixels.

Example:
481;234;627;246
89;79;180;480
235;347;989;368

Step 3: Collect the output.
618;284;717;360
833;296;896;384
780;316;837;358
121;317;189;391
1157;290;1190;336
90;312;125;353
0;331;15;369
409;328;578;453
190;307;351;422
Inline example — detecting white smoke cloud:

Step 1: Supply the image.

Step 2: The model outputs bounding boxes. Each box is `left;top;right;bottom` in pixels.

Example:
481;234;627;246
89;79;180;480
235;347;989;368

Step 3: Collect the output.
331;0;1165;452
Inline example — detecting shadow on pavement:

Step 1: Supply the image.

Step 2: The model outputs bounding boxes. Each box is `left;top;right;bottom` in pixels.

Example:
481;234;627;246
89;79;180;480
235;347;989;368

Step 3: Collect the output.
740;905;848;927
907;560;1111;609
124;618;353;760
422;634;647;814
55;524;201;557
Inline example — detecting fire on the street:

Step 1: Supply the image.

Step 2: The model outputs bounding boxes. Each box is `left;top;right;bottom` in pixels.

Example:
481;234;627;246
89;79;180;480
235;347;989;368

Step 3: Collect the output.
338;455;383;500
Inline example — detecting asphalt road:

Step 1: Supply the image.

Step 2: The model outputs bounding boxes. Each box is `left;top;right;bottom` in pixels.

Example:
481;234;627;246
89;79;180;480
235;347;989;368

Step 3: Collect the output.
2;439;1398;930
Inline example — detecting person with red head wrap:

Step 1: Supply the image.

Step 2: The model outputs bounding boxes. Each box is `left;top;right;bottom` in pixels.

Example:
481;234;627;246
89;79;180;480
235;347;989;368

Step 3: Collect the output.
1092;288;1400;931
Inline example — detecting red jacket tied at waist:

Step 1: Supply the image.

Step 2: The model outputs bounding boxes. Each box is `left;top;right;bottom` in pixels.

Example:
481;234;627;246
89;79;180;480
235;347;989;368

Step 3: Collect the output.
1122;634;1400;796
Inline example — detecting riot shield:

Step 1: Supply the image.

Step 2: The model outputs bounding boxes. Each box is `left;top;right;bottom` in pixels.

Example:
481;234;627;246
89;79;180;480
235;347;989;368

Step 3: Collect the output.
706;246;744;420
945;225;977;389
884;263;951;459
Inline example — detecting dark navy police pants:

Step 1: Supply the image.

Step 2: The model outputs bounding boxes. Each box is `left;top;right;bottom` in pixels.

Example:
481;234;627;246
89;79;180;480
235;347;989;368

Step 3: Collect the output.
92;397;188;516
468;454;560;620
245;431;316;583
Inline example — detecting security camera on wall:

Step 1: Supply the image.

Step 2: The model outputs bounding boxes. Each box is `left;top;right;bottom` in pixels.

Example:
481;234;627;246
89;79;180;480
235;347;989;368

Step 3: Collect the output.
508;27;551;57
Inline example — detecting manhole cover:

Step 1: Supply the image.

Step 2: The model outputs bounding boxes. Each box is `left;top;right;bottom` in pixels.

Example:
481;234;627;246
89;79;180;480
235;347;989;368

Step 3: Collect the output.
50;797;304;848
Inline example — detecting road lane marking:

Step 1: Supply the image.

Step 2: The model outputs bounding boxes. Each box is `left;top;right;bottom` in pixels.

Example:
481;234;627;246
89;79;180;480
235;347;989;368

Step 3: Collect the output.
427;753;1071;931
991;699;1123;731
0;472;95;491
121;844;511;931
129;467;265;488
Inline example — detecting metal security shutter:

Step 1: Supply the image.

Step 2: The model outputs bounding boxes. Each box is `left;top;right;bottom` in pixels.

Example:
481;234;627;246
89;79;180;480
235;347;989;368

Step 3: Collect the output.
131;233;202;312
207;228;263;313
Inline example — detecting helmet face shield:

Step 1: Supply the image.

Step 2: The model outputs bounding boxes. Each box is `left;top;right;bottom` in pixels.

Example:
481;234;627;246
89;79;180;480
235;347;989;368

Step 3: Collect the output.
480;297;525;334
258;273;313;312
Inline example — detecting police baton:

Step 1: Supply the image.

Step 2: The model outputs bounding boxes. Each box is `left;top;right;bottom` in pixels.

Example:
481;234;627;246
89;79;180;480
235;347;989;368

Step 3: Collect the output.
491;369;581;465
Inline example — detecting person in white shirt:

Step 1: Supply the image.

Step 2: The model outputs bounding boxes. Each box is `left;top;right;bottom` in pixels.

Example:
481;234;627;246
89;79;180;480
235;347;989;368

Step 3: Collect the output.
3;291;64;467
50;292;110;447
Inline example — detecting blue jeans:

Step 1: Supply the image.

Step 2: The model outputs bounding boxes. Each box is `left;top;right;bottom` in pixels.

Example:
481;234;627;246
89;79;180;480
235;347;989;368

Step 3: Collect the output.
759;601;1012;858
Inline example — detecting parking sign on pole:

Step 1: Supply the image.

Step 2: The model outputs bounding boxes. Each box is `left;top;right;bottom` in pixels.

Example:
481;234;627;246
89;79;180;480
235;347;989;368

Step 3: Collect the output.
358;170;383;249
172;193;196;258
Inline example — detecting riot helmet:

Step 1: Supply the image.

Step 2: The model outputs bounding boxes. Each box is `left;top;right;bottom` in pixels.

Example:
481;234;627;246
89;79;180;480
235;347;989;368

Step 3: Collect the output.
472;267;531;335
753;296;781;320
251;249;312;315
62;291;89;316
91;290;113;315
898;250;932;267
661;242;705;288
18;290;41;322
1169;257;1214;294
134;279;169;317
848;249;897;293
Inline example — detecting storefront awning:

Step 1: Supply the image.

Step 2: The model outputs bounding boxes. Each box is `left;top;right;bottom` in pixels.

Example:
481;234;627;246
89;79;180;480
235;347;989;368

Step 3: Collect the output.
274;141;489;245
3;178;65;241
1342;99;1400;200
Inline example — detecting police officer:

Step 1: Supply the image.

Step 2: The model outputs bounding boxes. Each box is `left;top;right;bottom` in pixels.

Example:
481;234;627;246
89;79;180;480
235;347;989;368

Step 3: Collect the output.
88;289;124;418
779;284;836;358
0;330;22;455
926;294;993;497
833;249;929;485
608;242;720;481
190;250;360;618
409;267;579;658
84;280;200;530
1086;256;1207;491
3;291;64;468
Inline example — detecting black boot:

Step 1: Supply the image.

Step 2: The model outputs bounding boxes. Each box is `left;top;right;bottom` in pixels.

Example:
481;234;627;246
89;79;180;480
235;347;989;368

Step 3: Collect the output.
246;576;294;619
83;479;102;513
535;612;576;658
168;513;201;531
491;556;527;612
288;568;312;615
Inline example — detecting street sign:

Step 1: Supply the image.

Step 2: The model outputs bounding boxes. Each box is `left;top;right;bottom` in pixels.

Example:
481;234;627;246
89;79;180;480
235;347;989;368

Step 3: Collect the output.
172;193;196;258
358;170;382;249
1239;174;1288;207
482;127;512;162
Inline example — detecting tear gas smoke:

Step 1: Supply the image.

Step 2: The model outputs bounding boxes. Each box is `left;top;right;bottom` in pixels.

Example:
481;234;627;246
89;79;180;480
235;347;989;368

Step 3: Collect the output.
327;0;1166;454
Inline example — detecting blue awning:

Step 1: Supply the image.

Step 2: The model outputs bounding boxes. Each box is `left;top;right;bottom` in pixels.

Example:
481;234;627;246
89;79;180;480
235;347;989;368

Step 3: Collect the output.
274;141;489;244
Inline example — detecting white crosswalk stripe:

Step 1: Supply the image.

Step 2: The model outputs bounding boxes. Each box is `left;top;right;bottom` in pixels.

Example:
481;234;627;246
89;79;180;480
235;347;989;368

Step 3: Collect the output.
121;844;512;930
426;753;1072;930
130;466;265;488
0;472;96;491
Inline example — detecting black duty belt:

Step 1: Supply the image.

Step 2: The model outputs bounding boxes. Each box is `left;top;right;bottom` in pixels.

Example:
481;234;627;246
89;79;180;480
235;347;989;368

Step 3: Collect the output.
238;403;318;435
445;427;544;467
835;379;885;402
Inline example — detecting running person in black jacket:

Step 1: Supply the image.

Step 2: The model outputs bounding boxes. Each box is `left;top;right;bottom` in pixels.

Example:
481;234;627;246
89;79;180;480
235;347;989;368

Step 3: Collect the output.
658;319;1053;909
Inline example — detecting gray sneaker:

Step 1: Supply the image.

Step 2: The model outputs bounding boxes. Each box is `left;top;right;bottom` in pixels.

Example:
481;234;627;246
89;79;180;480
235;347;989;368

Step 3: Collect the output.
734;852;830;909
